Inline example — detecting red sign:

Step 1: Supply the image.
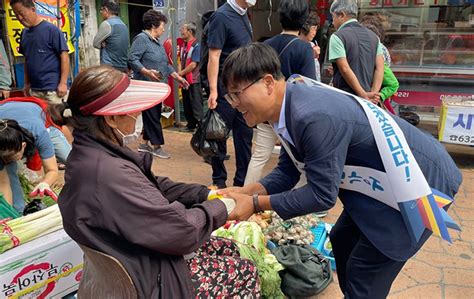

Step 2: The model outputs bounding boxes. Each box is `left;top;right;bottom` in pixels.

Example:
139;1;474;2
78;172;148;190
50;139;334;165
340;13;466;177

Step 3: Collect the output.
393;91;473;107
368;0;439;7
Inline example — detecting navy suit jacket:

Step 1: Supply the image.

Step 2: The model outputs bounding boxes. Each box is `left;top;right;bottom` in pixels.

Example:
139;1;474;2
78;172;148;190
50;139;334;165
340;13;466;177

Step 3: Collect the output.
260;82;462;261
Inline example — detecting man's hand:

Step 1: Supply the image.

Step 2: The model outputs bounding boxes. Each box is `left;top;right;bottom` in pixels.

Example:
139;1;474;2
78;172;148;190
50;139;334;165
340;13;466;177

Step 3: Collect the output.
208;90;218;109
366;91;381;105
57;82;68;97
0;89;10;99
23;83;31;96
226;192;254;221
217;186;245;196
29;182;58;202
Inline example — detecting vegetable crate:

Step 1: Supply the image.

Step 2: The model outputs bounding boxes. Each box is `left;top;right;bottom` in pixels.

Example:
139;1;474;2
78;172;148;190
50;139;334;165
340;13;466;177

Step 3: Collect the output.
310;222;336;271
0;229;83;298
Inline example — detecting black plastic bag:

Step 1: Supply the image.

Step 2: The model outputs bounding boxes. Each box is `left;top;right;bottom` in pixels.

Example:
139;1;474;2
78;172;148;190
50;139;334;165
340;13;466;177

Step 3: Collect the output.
23;199;47;216
190;122;219;159
204;110;229;141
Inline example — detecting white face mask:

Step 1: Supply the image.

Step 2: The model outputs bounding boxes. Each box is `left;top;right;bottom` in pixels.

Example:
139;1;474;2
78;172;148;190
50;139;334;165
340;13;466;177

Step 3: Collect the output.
116;114;143;146
246;0;257;7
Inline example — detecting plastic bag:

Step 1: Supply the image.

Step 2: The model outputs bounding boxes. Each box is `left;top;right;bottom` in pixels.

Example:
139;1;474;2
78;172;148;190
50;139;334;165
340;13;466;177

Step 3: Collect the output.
204;110;229;141
190;122;219;159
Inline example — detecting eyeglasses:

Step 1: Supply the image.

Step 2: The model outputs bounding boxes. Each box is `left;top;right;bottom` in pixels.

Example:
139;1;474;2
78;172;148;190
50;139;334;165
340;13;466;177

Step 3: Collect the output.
224;77;263;105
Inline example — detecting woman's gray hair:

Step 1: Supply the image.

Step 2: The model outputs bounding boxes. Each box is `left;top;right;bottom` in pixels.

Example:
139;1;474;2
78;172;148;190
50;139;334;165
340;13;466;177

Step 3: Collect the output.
330;0;358;17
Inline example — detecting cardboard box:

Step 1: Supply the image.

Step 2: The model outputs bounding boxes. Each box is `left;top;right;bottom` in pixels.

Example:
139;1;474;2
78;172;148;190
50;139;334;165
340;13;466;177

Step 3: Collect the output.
438;100;474;146
0;230;83;298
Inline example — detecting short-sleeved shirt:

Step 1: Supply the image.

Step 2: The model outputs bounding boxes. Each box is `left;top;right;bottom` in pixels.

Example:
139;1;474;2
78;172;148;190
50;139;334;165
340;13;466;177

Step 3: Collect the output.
264;34;316;80
19;21;68;91
329;19;383;62
0;101;55;169
207;3;253;68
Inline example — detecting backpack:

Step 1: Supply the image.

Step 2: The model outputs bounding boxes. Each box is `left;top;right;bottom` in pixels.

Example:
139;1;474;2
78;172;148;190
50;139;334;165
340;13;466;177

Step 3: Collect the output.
272;244;333;297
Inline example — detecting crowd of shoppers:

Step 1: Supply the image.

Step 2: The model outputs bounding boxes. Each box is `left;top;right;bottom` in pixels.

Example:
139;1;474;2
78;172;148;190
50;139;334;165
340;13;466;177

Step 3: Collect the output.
0;0;459;298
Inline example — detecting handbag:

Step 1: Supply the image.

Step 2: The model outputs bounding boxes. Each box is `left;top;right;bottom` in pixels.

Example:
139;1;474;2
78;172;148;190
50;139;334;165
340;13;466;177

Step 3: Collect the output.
272;244;333;297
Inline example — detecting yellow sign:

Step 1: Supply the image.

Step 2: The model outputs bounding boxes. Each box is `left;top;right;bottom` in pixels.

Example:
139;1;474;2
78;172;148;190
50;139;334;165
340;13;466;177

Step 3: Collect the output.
4;0;75;56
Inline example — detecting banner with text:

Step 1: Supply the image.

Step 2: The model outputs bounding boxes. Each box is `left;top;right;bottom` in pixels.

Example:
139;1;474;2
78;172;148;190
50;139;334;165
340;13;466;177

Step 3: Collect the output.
4;0;74;56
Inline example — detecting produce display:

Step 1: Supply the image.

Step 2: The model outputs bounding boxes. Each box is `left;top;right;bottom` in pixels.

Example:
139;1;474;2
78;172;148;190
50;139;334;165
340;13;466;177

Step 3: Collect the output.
0;205;63;254
264;212;318;246
0;194;20;220
213;222;285;299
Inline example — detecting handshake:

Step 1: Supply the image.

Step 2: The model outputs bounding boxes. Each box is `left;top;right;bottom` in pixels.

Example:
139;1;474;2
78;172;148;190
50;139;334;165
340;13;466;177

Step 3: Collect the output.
208;185;267;221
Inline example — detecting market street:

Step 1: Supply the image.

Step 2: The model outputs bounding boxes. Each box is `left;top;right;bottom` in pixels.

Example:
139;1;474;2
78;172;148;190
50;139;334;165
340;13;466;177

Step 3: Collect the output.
145;128;474;299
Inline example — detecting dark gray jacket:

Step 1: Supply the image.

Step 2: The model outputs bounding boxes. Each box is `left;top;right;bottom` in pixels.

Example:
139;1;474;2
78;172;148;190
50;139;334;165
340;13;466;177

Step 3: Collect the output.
59;131;227;298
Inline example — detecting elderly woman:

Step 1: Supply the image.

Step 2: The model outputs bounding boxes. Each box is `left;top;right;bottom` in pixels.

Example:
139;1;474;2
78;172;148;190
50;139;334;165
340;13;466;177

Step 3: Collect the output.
51;65;259;298
128;9;188;159
0;97;71;212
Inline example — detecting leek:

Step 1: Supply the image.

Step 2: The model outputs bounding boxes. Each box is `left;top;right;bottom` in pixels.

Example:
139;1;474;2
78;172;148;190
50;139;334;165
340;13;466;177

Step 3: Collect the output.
0;205;63;253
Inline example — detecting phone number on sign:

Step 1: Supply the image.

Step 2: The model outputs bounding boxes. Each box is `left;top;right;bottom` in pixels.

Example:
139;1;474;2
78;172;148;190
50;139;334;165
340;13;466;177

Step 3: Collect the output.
449;135;474;144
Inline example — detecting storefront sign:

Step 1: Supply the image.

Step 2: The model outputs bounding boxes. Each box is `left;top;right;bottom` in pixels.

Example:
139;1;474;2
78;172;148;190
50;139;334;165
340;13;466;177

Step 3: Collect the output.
393;90;473;107
439;103;474;145
365;0;442;7
0;230;83;298
4;0;75;56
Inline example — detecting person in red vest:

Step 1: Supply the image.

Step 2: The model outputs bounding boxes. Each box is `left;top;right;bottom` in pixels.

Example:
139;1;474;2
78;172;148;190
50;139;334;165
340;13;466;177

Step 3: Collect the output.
179;22;203;132
0;98;70;212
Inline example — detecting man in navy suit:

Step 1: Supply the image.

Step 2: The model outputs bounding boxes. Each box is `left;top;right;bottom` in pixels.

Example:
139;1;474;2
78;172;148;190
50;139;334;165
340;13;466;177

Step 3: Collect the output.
221;43;462;298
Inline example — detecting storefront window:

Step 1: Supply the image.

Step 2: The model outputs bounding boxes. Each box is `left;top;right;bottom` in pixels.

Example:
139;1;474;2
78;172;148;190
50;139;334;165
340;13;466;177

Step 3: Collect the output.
359;0;474;70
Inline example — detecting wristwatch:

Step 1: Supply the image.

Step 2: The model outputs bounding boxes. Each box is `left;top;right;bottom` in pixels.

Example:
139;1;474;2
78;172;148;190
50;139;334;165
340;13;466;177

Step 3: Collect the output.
252;193;263;213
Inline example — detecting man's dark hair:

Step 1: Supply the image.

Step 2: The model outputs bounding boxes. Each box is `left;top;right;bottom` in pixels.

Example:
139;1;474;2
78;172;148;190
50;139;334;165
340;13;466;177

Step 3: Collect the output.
10;0;35;8
301;12;320;35
279;0;309;31
222;43;284;89
102;0;120;15
143;9;168;30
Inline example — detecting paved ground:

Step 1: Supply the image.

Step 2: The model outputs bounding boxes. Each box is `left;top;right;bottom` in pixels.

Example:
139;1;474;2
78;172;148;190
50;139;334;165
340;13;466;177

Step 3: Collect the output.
149;127;473;299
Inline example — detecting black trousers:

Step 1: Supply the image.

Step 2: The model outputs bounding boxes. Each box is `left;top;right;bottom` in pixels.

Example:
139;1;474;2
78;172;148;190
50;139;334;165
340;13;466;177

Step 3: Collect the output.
142;103;164;146
329;210;406;299
182;82;204;129
210;95;253;188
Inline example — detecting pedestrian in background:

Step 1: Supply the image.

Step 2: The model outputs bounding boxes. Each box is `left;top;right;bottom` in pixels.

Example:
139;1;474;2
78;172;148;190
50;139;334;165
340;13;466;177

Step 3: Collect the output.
11;0;69;104
205;0;256;188
328;0;383;103
93;0;129;72
179;22;203;132
300;12;321;82
0;38;12;99
244;0;315;186
128;9;188;159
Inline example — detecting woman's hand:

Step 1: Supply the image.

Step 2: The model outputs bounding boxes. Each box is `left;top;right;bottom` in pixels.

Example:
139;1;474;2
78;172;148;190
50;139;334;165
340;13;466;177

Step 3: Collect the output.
141;68;162;81
29;182;58;201
178;76;190;89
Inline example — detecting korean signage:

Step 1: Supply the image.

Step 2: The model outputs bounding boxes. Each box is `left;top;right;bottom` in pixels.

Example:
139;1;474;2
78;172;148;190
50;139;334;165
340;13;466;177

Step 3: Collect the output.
4;0;75;56
363;0;445;8
439;103;474;145
0;230;83;298
394;90;473;107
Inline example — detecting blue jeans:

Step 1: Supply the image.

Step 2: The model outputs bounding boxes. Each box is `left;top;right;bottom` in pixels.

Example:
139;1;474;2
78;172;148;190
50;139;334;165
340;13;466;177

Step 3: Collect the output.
6;162;25;213
48;127;71;163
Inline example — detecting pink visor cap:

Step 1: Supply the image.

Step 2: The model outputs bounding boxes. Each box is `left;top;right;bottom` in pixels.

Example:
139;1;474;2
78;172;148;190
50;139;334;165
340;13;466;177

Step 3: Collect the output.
79;75;171;116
